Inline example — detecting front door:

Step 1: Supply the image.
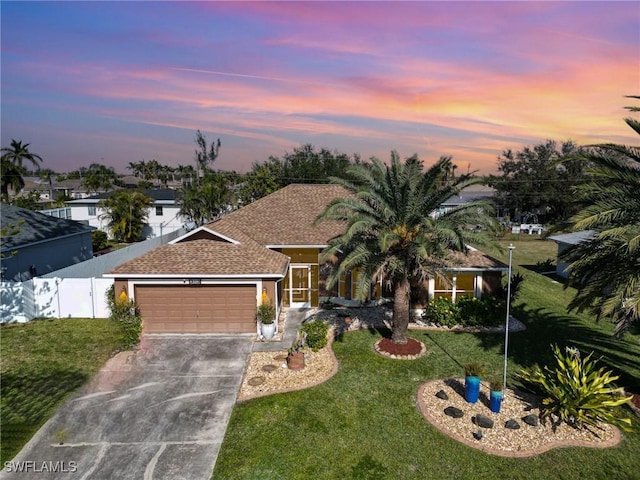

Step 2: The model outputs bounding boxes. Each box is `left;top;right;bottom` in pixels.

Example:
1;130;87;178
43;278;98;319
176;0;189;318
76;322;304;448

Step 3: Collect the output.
289;265;311;308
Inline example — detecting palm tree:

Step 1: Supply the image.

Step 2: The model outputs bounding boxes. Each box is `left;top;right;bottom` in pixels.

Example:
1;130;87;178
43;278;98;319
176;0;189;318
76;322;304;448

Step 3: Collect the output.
1;139;43;171
315;152;498;344
99;190;154;243
1;139;43;200
563;97;640;336
82;163;120;195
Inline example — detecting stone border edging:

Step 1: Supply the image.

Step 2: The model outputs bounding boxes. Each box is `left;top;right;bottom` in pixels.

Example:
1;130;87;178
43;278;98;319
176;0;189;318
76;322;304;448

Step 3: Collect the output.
415;380;622;458
373;338;427;360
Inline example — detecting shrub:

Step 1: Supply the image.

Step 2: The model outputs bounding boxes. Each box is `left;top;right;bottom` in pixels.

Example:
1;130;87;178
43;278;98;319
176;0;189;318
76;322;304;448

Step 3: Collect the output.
92;230;109;252
423;296;459;327
518;344;633;431
301;320;329;352
456;296;487;327
106;285;142;350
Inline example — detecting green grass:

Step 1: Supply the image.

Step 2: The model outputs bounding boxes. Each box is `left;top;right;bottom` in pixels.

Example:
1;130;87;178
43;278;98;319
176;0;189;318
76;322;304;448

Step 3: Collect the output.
213;239;640;480
0;318;123;463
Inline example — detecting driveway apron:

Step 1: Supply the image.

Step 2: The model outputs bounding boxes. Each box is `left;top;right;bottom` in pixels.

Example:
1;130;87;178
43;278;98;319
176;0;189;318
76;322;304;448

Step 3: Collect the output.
1;335;253;480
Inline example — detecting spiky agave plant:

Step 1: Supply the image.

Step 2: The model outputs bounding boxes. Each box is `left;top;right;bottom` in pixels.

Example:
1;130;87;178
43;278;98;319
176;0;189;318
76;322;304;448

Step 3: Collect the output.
518;344;633;431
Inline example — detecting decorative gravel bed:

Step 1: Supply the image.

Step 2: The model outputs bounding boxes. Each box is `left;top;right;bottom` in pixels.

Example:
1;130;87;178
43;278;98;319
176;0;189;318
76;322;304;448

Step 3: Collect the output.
417;378;621;457
238;339;339;401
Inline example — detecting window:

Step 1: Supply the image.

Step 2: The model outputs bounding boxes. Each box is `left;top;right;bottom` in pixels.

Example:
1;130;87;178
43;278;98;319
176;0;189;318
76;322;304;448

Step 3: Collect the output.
156;206;163;216
88;206;96;216
433;273;477;302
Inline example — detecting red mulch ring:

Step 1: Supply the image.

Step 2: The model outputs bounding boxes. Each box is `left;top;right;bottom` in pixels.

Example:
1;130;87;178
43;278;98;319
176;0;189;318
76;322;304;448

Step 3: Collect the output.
377;337;424;356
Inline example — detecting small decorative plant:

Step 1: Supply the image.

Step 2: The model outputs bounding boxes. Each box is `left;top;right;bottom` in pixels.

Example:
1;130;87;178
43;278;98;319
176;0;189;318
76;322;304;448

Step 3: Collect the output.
289;332;308;355
257;302;276;324
518;344;633;431
256;290;276;324
489;378;503;392
463;362;486;378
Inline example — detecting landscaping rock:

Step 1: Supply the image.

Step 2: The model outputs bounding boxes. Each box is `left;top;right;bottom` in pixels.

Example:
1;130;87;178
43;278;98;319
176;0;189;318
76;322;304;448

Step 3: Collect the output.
247;376;265;386
505;419;521;430
523;414;539;427
444;406;464;418
435;389;449;400
474;414;494;429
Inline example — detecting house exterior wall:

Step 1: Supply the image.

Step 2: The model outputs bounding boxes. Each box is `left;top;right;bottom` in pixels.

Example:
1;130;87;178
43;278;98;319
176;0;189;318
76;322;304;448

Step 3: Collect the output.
2;232;94;281
67;201;184;240
554;241;572;278
142;203;184;238
481;271;502;295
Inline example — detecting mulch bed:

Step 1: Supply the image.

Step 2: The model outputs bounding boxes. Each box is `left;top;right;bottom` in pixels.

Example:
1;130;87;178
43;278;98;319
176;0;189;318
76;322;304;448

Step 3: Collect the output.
377;337;424;356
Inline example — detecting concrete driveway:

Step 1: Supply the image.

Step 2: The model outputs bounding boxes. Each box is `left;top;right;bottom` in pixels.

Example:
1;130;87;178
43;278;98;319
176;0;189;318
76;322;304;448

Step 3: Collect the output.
1;335;253;480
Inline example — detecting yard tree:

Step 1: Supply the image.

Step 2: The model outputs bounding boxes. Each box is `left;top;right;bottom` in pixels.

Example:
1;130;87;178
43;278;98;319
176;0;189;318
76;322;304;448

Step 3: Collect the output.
178;171;234;227
99;190;154;243
1;139;43;201
562;97;640;336
316;152;498;344
487;140;587;224
194;130;221;180
239;144;359;203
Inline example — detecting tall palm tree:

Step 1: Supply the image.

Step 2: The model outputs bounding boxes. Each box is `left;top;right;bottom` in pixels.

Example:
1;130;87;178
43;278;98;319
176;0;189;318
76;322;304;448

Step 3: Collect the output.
99;190;153;243
1;139;43;200
1;139;43;171
316;152;498;344
563;97;640;336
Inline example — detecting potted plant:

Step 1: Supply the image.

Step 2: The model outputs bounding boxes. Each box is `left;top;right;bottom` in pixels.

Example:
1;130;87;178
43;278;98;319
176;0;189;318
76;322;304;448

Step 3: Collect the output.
489;378;503;413
257;293;277;340
287;332;307;370
463;362;485;404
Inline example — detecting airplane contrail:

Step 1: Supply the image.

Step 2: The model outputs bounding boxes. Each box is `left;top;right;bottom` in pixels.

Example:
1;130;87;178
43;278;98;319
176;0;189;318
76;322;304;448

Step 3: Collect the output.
170;66;339;87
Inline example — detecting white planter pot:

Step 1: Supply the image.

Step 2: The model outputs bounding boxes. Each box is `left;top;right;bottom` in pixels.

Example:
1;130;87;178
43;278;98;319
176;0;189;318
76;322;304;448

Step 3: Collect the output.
260;322;276;340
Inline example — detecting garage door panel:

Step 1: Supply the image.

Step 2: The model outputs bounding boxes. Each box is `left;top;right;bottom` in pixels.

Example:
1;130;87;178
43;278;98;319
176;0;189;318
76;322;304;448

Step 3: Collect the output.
135;285;257;334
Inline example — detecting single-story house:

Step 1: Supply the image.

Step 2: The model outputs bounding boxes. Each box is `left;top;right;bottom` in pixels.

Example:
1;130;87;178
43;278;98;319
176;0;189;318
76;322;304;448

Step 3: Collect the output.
1;204;95;281
547;230;595;278
105;184;507;334
66;188;185;239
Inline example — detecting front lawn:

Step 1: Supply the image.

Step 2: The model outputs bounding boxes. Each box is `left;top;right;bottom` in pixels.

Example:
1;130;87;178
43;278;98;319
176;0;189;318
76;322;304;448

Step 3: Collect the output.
0;318;123;463
214;239;640;479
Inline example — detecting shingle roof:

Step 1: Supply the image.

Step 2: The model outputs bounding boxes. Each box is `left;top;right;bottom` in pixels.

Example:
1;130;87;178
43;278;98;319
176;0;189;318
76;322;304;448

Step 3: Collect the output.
67;188;181;202
1;204;95;252
210;184;350;246
107;236;288;276
449;249;507;269
107;183;503;276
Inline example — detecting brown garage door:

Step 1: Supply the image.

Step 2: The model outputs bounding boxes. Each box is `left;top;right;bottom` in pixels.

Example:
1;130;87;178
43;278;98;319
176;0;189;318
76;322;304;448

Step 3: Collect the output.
135;285;256;334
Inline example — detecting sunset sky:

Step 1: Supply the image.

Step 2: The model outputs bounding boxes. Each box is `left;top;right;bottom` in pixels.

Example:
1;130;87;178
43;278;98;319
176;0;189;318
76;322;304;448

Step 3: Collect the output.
1;1;638;176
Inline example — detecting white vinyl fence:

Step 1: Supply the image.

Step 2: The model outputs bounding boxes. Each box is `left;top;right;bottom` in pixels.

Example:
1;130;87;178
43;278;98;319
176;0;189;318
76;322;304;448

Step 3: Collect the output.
0;277;113;323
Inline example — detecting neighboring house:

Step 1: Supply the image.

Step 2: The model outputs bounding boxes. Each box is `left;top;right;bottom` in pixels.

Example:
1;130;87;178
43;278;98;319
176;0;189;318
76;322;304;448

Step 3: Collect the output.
547;230;596;278
432;184;496;218
21;177;93;201
0;204;95;281
105;184;507;335
65;188;185;239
